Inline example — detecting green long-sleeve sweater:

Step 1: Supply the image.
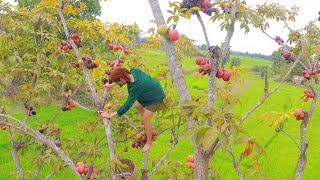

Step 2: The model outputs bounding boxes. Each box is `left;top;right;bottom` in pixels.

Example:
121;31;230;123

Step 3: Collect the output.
116;68;165;116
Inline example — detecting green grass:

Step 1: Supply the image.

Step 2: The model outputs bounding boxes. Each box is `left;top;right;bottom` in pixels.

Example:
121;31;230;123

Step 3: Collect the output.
1;50;319;179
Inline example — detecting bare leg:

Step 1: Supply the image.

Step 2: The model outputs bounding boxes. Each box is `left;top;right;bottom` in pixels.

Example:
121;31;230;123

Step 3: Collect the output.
141;109;154;153
135;102;145;128
135;102;144;116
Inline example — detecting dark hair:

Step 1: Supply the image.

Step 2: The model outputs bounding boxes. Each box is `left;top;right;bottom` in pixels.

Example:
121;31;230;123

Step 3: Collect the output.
110;67;131;83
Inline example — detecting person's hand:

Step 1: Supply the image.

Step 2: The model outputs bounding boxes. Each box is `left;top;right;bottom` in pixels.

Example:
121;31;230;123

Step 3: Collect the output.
100;111;118;119
100;111;110;119
104;82;116;89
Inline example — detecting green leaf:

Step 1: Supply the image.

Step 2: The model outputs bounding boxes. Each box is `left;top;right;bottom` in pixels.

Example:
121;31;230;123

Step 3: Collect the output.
235;135;252;144
176;100;199;108
252;139;267;159
167;10;175;15
173;16;179;23
202;128;218;151
190;107;202;120
167;16;174;24
225;23;230;31
219;133;228;153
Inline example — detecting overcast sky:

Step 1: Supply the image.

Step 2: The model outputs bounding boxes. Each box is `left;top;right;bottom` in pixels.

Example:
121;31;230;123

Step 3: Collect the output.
3;0;320;55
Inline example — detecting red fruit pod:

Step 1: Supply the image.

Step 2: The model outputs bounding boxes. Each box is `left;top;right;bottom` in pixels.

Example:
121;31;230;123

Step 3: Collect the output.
60;45;63;50
216;68;224;78
119;59;124;63
73;63;80;68
66;106;72;111
302;70;308;75
200;60;206;65
73;39;80;44
195;57;204;65
72;33;79;39
62;45;69;51
299;113;305;120
168;29;179;41
92;168;99;175
317;68;320;74
311;70;317;75
222;70;232;81
202;63;212;71
68;44;73;49
124;49;129;54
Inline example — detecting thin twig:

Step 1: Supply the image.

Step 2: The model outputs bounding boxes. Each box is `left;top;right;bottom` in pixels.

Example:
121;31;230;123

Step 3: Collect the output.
280;129;300;150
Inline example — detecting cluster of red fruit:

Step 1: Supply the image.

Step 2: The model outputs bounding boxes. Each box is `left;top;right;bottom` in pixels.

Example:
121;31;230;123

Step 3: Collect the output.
76;162;99;180
62;99;76;111
186;155;194;169
216;68;232;81
301;89;315;102
180;0;215;16
195;56;213;75
275;36;284;45
59;31;82;51
293;108;305;120
74;55;98;69
302;68;320;79
281;51;293;62
107;59;124;68
25;105;36;116
107;44;130;54
131;130;158;149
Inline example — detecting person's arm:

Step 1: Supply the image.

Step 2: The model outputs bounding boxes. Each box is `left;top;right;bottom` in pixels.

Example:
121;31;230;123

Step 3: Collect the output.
104;82;117;89
117;83;143;116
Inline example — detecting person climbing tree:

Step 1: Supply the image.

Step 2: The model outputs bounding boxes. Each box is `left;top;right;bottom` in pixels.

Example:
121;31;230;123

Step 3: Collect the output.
100;67;165;153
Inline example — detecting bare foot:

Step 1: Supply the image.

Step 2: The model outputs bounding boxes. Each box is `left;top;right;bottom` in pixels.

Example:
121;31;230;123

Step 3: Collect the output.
142;143;152;153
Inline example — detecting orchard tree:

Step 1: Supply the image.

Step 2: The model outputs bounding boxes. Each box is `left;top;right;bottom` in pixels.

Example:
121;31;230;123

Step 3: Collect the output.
16;0;102;20
0;0;189;179
147;0;319;179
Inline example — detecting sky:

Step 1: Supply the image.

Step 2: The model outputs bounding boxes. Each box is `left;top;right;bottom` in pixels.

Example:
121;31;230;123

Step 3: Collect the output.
3;0;320;55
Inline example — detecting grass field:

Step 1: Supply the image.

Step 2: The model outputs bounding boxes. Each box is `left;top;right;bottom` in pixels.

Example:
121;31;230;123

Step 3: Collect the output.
1;50;319;180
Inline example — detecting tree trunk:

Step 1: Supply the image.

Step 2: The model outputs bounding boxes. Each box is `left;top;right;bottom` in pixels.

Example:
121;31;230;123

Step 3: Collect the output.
295;85;318;180
147;0;211;178
194;148;209;180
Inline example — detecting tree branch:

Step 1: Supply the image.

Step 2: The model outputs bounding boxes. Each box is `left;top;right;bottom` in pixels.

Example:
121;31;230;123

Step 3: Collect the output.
227;133;244;180
148;140;178;178
0;118;83;179
280;129;300;150
141;152;149;180
240;45;305;124
8;127;25;180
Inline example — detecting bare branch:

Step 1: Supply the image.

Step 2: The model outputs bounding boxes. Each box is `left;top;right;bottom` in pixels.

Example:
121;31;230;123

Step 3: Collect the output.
123;115;139;133
260;29;308;70
33;164;43;180
8;128;25;180
148;140;178;178
196;12;210;48
227;133;244;180
0;119;83;179
280;129;300;150
240;45;305;124
44;171;55;180
142;152;149;180
283;19;292;32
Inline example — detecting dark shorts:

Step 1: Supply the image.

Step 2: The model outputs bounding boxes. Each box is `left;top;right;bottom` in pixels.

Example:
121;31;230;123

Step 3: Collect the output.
144;101;165;112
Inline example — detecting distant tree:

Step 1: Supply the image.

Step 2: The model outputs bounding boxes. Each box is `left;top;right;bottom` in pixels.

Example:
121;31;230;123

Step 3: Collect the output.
230;57;241;68
270;51;283;66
